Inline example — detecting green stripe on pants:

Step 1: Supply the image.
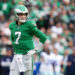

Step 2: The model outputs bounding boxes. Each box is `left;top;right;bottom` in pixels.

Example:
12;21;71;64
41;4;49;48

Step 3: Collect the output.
31;55;34;75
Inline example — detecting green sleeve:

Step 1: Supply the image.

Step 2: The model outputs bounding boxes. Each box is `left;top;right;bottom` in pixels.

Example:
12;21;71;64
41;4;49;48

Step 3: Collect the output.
30;21;47;44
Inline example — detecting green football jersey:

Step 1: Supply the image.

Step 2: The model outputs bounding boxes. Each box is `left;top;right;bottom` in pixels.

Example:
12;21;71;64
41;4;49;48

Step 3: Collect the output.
9;20;47;54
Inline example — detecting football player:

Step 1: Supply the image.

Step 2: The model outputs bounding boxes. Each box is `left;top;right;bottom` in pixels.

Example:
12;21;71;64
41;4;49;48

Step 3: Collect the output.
9;5;50;75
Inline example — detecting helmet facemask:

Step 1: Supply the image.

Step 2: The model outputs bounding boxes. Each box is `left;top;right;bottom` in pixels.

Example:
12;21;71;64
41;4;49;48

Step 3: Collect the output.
16;13;28;23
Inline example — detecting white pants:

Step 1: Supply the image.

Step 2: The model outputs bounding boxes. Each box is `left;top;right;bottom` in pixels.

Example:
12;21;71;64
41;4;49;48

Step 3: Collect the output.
10;54;33;75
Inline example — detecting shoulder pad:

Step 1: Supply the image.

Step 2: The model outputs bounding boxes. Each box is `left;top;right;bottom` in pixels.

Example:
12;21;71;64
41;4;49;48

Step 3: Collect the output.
31;20;36;26
27;20;37;27
9;22;15;30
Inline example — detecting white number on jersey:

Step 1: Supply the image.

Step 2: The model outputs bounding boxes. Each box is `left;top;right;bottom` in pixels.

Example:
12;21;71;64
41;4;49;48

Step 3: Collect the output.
15;32;21;44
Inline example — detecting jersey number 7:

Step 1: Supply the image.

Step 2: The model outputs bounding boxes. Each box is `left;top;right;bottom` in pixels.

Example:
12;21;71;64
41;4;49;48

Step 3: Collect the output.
15;32;21;44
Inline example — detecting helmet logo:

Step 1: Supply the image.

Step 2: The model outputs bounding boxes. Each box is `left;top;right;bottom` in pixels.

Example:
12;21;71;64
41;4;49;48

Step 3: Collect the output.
15;9;22;13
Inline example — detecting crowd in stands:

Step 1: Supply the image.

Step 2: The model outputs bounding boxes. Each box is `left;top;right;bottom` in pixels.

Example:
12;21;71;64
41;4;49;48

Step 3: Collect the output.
0;0;75;75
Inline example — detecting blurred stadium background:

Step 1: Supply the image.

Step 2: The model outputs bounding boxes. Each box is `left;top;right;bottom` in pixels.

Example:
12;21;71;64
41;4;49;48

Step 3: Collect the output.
0;0;75;75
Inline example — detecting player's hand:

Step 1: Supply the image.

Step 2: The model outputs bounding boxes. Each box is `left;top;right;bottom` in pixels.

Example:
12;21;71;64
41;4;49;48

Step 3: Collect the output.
27;50;36;56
